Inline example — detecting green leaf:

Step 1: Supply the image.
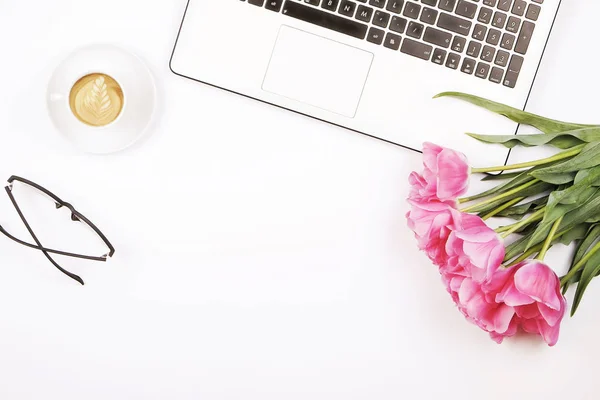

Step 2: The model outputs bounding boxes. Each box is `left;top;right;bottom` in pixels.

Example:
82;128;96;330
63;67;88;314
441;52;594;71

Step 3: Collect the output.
572;249;600;316
434;92;597;134
557;224;590;246
466;127;600;149
556;197;600;246
508;195;600;259
495;195;548;220
534;172;576;185
505;232;535;261
571;225;600;274
531;142;600;178
528;168;600;248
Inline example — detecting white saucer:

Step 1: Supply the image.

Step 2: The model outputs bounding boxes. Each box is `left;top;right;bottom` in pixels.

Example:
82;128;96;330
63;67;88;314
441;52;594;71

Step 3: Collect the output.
47;44;157;154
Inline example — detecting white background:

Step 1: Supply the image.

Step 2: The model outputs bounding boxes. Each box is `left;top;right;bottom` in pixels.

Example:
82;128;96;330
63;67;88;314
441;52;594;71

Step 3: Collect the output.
0;1;599;399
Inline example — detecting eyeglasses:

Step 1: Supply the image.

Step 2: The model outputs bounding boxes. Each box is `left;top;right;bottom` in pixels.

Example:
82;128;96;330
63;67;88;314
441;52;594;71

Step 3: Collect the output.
0;176;115;285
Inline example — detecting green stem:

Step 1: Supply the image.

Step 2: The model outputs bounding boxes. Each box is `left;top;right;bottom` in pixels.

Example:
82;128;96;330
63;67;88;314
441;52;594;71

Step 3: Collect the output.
461;179;540;213
481;197;524;220
471;144;585;174
560;241;600;286
537;216;563;261
498;208;545;239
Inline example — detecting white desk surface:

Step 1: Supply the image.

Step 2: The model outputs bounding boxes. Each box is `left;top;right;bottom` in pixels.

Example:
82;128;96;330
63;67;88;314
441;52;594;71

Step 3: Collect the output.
1;1;599;399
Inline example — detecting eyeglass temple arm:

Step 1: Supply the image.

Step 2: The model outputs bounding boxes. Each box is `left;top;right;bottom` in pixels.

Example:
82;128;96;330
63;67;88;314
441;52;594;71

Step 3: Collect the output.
5;187;85;285
0;225;108;262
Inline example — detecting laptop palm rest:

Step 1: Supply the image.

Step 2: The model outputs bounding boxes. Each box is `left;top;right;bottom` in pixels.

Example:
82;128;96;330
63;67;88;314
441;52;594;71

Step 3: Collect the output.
262;26;373;118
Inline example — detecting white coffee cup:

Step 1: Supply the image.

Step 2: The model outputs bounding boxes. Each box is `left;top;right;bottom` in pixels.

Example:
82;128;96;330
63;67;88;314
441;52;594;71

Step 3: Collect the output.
47;44;157;154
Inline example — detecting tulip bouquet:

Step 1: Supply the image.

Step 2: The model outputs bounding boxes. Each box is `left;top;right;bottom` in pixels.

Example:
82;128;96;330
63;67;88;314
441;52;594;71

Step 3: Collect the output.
407;92;600;346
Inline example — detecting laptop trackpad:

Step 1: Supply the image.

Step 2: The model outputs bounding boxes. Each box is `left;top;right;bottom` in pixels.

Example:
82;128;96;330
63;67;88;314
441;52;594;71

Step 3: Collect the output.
262;26;373;118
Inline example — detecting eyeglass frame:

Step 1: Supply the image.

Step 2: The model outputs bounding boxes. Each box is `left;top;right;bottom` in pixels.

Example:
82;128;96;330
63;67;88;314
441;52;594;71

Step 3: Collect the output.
0;175;115;285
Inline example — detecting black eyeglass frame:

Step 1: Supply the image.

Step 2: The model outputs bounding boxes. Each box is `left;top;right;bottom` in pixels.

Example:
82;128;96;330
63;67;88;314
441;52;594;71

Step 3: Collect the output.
0;175;115;284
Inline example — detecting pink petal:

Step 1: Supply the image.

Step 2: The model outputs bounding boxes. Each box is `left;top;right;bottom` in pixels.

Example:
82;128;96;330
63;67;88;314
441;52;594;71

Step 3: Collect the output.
489;332;505;344
458;278;480;304
436;149;470;200
497;281;534;307
514;261;562;310
538;300;566;327
422;142;443;172
515;303;540;319
536;318;561;346
493;304;516;334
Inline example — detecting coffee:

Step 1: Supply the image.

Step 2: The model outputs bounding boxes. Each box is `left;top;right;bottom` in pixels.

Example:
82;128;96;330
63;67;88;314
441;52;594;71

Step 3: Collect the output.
69;73;124;127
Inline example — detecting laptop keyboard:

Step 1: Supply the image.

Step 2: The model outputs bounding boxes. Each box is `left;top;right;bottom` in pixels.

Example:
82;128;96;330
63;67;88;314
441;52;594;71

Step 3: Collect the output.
243;0;544;88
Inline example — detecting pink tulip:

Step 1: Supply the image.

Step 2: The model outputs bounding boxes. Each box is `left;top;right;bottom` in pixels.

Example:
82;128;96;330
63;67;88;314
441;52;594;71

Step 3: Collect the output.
493;260;567;346
444;260;567;346
418;142;470;203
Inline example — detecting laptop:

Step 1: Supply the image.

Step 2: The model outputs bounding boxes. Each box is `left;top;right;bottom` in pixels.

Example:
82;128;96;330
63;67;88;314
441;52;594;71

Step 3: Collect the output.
169;0;560;166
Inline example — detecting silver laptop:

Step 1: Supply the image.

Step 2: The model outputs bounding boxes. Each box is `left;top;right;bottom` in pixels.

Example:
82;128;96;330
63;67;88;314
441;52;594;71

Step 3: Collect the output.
170;0;560;166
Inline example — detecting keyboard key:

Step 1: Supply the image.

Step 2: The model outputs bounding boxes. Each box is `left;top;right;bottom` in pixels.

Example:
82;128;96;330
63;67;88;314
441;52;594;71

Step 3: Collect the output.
248;0;265;6
404;2;422;18
420;7;438;24
483;0;497;6
451;36;466;52
486;28;501;45
407;21;425;38
390;16;408;32
304;0;320;5
466;40;482;57
478;7;493;24
400;38;433;59
339;0;357;16
322;0;340;11
481;45;495;61
386;0;405;13
438;0;456;12
265;0;284;11
423;26;452;47
423;0;437;6
384;32;402;49
475;62;490;79
506;16;520;32
445;52;461;69
432;48;447;64
367;27;386;44
494;49;509;66
369;0;386;8
437;13;472;35
490;66;504;83
472;24;487;40
373;10;391;27
455;0;477;19
461;57;476;74
511;0;526;16
282;1;368;39
526;4;541;21
497;0;512;11
503;54;523;88
515;20;534;54
356;5;374;22
500;32;515;49
492;11;507;28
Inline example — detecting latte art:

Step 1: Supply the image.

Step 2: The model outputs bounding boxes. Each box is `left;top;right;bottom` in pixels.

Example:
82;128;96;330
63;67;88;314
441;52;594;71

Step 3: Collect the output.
69;73;124;127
